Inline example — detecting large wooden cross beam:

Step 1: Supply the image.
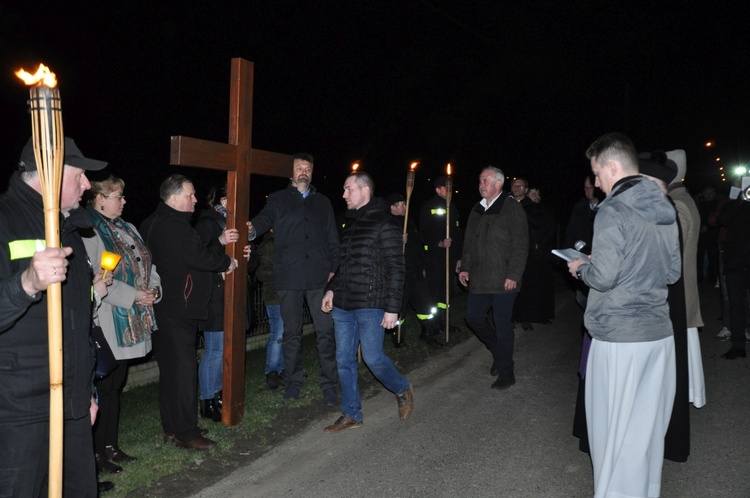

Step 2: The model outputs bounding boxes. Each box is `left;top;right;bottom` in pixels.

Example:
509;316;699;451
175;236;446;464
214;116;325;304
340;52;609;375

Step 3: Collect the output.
170;58;292;426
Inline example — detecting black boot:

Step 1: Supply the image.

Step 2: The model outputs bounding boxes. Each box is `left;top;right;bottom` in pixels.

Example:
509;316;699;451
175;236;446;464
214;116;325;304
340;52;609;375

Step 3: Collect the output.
200;397;222;422
215;390;223;408
419;320;443;348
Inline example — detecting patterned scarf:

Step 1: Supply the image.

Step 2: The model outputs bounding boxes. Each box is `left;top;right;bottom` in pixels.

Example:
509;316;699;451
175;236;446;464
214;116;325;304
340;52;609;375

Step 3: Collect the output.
88;208;157;347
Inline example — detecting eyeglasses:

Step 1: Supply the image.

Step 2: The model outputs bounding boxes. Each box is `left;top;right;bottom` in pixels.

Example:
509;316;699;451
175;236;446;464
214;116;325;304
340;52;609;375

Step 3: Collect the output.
106;194;126;200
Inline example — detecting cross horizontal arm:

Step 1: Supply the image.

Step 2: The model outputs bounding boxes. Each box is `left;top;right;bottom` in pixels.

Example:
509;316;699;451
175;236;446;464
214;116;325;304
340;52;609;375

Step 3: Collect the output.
170;136;237;171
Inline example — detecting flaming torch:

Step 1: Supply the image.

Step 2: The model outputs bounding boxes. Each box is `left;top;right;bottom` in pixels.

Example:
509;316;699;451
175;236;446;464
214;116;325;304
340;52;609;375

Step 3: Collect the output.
15;63;65;497
100;251;122;279
444;164;453;343
396;161;419;345
351;162;360;172
402;162;418;252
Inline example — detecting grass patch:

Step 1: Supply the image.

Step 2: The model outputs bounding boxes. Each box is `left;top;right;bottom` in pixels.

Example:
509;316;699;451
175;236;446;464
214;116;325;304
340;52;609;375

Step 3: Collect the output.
104;292;469;497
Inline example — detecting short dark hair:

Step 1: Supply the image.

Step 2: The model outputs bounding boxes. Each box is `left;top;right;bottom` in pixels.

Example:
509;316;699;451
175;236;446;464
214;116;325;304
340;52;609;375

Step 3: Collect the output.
347;171;375;193
293;152;314;165
160;174;192;202
585;132;638;173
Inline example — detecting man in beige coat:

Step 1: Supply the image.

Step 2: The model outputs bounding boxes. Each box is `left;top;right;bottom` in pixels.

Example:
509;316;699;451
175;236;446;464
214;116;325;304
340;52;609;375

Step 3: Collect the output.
666;149;706;407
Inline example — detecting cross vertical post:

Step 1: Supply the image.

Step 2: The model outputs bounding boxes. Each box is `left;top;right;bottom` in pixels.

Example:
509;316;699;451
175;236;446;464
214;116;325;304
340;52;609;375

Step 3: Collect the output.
169;58;292;426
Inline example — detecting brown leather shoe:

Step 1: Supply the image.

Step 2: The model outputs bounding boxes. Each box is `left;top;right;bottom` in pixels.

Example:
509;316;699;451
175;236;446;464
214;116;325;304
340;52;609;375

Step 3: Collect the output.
396;385;414;420
173;435;217;450
324;415;363;434
163;428;209;444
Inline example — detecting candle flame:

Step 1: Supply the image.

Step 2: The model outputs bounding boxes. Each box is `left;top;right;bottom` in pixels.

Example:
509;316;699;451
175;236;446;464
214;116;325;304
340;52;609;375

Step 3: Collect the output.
352;162;360;172
100;251;122;272
15;63;58;88
447;163;452;176
410;162;418;171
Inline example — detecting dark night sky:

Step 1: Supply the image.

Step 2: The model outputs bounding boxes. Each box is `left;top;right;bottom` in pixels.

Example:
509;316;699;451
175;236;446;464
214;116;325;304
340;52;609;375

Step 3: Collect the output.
1;1;749;225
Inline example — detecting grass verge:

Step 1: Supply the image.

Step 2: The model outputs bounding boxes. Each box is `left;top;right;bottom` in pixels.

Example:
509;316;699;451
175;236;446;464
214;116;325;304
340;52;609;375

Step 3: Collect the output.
105;292;469;497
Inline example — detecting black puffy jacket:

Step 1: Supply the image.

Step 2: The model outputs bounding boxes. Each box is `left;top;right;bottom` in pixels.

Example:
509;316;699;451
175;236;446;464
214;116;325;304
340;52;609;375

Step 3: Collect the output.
327;198;404;313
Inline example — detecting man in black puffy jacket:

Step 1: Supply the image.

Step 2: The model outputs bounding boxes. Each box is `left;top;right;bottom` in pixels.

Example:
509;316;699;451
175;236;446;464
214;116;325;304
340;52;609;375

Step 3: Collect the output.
321;171;413;433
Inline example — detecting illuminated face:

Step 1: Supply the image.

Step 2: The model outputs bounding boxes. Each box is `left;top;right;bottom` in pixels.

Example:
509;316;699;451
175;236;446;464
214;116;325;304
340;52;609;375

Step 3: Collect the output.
510;179;527;199
435;186;447;199
343;176;368;210
60;165;91;213
390;201;406;216
170;182;197;213
98;189;126;218
292;159;313;190
479;170;503;201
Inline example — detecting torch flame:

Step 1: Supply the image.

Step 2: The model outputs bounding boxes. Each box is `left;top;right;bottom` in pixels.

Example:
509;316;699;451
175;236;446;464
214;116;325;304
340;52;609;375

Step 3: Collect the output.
15;63;58;88
447;163;452;176
410;162;418;171
352;162;360;172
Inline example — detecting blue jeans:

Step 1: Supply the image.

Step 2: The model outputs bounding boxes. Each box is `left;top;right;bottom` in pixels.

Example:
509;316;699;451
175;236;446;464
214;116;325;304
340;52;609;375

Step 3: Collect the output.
265;304;285;375
198;331;223;400
332;307;409;422
465;293;517;374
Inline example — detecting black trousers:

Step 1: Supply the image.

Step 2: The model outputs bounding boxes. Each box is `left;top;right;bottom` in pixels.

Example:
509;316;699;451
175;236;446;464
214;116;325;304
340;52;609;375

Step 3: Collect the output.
276;289;338;392
152;316;201;441
0;414;96;497
726;268;750;351
93;359;129;454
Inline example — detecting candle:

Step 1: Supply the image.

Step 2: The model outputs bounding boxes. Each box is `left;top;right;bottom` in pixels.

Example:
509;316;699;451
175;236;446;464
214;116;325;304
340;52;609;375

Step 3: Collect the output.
100;251;122;279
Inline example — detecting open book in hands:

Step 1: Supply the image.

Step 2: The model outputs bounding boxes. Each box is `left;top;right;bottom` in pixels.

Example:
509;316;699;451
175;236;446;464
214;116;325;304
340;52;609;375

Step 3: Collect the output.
551;248;588;262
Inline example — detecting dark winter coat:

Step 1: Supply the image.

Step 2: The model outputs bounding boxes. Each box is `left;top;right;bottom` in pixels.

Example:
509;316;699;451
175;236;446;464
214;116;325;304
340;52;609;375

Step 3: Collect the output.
250;184;339;291
0;172;96;422
141;202;231;321
718;199;750;272
327;198;405;313
461;191;528;295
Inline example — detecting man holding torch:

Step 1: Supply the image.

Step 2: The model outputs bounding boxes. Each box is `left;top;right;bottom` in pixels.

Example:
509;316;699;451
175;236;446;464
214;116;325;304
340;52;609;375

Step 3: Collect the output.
419;176;462;336
0;138;107;497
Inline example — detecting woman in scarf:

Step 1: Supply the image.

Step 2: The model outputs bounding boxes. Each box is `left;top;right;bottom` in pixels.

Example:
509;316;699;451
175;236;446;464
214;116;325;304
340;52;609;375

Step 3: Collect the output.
83;175;161;474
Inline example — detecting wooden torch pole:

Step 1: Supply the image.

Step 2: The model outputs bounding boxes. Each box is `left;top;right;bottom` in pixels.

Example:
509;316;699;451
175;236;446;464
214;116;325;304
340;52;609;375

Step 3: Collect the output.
444;167;453;344
398;162;417;344
30;83;65;498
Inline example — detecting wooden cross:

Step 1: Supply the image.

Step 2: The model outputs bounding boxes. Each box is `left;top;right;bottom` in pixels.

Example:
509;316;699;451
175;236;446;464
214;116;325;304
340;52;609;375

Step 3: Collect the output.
170;58;292;426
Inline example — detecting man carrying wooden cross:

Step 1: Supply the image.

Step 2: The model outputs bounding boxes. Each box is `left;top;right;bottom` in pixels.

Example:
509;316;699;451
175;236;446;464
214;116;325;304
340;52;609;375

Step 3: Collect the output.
248;153;340;404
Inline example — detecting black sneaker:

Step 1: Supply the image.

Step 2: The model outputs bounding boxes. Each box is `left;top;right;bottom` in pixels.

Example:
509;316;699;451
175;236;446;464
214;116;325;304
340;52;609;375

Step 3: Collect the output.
265;371;282;392
323;388;338;407
284;386;300;401
491;372;516;390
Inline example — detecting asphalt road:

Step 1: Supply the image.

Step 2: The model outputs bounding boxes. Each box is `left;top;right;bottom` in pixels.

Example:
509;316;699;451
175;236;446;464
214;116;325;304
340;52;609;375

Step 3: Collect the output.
189;278;750;498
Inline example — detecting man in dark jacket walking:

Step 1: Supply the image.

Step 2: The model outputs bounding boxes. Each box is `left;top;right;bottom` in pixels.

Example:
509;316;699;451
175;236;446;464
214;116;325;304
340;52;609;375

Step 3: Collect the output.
248;153;340;404
141;174;238;450
0;138;107;497
459;166;528;390
321;172;413;433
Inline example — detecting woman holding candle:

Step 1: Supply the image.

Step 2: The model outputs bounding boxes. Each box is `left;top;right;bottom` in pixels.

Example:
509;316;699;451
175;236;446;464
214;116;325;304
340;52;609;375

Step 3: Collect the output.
82;175;161;474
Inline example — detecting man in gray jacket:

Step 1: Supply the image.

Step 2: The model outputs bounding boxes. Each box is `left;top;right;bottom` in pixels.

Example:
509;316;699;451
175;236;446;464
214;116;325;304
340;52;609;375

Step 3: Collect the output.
568;133;681;498
459;166;528;390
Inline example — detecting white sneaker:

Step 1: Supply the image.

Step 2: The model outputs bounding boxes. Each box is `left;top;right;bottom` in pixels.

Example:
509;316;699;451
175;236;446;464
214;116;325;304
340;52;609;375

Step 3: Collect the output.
716;327;731;340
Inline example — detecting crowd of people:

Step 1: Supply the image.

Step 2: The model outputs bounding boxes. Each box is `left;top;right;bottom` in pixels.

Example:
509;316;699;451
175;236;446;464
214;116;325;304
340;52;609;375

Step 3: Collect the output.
0;133;747;497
